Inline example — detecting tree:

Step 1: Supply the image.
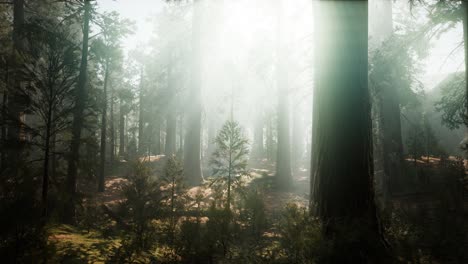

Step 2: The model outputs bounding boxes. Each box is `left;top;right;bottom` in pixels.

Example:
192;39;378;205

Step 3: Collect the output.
275;0;292;190
93;11;131;192
311;0;383;262
20;25;78;216
161;156;184;230
184;0;203;185
209;121;249;212
64;0;92;223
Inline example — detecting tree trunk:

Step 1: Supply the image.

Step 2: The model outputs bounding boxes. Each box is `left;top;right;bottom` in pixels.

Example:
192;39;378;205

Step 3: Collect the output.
166;113;177;156
184;0;203;185
6;0;25;172
42;107;52;217
98;59;110;192
138;70;145;155
178;114;184;156
312;1;382;261
371;0;401;208
65;0;91;223
275;0;292;189
154;117;161;154
464;1;468;128
165;58;176;156
253;112;264;159
110;84;115;166
1;61;8;170
118;99;125;158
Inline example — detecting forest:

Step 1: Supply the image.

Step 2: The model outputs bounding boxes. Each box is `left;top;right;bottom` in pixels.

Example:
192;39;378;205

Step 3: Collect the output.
0;0;467;263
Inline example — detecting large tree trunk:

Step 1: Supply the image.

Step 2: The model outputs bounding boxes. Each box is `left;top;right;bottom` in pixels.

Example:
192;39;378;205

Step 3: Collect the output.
98;59;110;192
64;0;91;223
370;0;401;208
275;0;292;189
6;0;25;172
311;1;382;261
184;0;203;185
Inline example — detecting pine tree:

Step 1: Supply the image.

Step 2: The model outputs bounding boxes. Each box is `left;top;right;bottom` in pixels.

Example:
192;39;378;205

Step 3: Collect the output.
209;121;249;211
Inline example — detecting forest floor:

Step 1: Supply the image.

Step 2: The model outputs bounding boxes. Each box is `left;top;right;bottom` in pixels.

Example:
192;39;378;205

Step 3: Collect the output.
46;155;468;263
46;156;310;263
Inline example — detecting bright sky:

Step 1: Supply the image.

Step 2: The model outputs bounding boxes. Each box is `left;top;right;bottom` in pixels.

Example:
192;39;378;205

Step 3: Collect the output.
98;0;465;90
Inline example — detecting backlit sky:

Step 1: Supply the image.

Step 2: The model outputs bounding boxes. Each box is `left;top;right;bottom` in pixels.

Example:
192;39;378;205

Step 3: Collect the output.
98;0;464;90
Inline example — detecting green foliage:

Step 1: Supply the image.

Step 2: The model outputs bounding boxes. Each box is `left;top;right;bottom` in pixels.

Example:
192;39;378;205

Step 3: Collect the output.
209;120;250;210
435;73;466;130
407;113;445;160
118;161;162;252
278;203;326;264
240;188;267;238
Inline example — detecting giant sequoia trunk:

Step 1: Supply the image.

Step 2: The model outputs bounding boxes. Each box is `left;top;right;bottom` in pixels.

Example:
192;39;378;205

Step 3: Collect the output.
311;0;382;261
184;0;203;185
98;58;110;192
275;0;292;189
65;0;91;223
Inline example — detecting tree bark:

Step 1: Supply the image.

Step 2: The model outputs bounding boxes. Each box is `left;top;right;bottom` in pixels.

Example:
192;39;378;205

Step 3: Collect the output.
154;117;161;155
65;0;91;223
98;58;110;192
6;0;25;172
464;1;468;127
311;0;382;261
165;57;176;156
184;0;203;185
110;83;115;166
275;0;292;189
118;99;125;158
138;70;145;155
42;106;52;217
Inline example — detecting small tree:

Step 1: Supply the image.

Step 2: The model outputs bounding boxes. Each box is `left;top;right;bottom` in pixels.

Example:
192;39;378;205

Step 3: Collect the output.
120;161;161;251
161;156;184;230
209;121;249;211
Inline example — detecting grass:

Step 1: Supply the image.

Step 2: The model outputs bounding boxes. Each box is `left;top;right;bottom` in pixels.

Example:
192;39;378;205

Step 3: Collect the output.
47;225;121;263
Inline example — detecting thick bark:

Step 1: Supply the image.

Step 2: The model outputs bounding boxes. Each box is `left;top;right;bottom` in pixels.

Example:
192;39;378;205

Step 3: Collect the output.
184;0;203;185
312;1;382;261
64;0;91;223
275;0;292;189
98;59;110;192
